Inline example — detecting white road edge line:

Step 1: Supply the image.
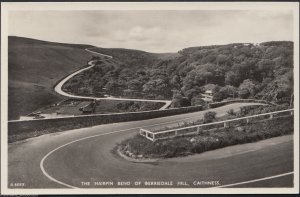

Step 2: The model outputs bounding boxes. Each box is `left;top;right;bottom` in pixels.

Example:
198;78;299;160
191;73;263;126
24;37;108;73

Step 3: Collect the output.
216;172;294;188
40;128;137;189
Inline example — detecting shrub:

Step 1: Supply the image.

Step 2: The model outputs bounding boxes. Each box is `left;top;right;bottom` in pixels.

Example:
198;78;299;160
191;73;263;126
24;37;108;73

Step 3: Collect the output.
226;109;236;116
238;105;259;117
171;93;191;108
203;111;217;123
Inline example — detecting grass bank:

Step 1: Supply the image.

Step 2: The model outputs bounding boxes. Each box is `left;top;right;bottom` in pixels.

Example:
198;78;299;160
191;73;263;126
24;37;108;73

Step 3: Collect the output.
118;115;293;159
148;104;289;134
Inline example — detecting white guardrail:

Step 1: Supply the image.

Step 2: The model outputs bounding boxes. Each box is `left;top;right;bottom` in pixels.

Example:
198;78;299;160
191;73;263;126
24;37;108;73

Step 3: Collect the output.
140;109;294;141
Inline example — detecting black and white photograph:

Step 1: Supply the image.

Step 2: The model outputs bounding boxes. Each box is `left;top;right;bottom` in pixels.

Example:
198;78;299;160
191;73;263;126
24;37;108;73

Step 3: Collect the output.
1;2;299;195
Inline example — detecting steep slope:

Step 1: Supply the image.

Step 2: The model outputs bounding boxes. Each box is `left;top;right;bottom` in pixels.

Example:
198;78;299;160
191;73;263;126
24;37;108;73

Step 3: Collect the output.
63;41;293;106
8;36;94;120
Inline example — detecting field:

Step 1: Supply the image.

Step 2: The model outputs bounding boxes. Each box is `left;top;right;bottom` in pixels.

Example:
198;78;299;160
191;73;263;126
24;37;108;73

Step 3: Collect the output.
8;36;94;120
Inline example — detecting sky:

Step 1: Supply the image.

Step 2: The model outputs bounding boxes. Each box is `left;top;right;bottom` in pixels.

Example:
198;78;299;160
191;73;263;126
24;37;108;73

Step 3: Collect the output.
8;10;293;53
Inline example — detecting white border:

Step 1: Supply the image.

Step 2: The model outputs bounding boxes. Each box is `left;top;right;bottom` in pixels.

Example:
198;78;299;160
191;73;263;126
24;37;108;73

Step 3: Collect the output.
1;2;299;195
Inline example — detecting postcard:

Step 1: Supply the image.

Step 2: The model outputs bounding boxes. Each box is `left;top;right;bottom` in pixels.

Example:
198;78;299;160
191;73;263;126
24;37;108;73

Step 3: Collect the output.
1;1;299;195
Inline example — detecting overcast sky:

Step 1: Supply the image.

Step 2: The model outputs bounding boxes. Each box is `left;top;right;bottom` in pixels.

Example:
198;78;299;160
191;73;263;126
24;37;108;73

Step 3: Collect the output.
8;10;293;53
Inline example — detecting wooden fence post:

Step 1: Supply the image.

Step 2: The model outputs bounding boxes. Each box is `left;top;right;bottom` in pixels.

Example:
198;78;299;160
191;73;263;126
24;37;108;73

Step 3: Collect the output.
224;122;229;128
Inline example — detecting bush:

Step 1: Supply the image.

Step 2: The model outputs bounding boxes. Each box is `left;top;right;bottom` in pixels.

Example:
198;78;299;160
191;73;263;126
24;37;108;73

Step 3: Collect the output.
238;105;260;117
226;109;236;116
203;111;217;123
171;95;191;108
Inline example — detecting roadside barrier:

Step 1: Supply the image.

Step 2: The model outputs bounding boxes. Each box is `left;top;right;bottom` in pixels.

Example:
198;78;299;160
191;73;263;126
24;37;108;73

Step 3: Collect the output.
139;109;294;141
208;99;276;108
8;99;276;142
8;105;203;138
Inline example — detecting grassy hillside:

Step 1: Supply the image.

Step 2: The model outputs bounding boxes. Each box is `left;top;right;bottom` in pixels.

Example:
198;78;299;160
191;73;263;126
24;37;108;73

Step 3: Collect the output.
8;36;94;120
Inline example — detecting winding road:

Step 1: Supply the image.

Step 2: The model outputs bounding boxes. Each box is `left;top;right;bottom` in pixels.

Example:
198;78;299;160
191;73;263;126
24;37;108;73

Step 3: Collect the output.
8;102;294;189
54;48;172;110
6;48;294;191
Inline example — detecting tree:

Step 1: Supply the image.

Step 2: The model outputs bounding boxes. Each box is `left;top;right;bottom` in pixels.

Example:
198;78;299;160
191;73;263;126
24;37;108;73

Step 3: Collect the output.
170;75;182;89
183;86;202;101
238;79;257;98
216;54;228;66
105;81;119;94
219;85;238;98
142;78;170;98
171;92;190;108
238;88;250;99
225;71;240;86
275;70;294;105
213;91;225;102
128;79;143;91
191;95;206;106
256;59;275;80
92;85;103;94
203;71;213;84
287;71;294;107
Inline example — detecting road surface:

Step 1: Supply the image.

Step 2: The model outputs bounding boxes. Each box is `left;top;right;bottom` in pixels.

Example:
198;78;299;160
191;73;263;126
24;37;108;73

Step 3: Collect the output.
8;102;293;189
54;48;172;110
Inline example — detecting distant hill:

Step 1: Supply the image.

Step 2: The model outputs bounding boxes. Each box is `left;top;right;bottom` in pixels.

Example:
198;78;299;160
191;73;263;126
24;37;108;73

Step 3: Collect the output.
8;36;94;120
89;47;180;70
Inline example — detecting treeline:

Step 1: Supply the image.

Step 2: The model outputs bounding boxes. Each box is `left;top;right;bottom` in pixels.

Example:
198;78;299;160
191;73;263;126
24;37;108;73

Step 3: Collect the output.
62;41;293;106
